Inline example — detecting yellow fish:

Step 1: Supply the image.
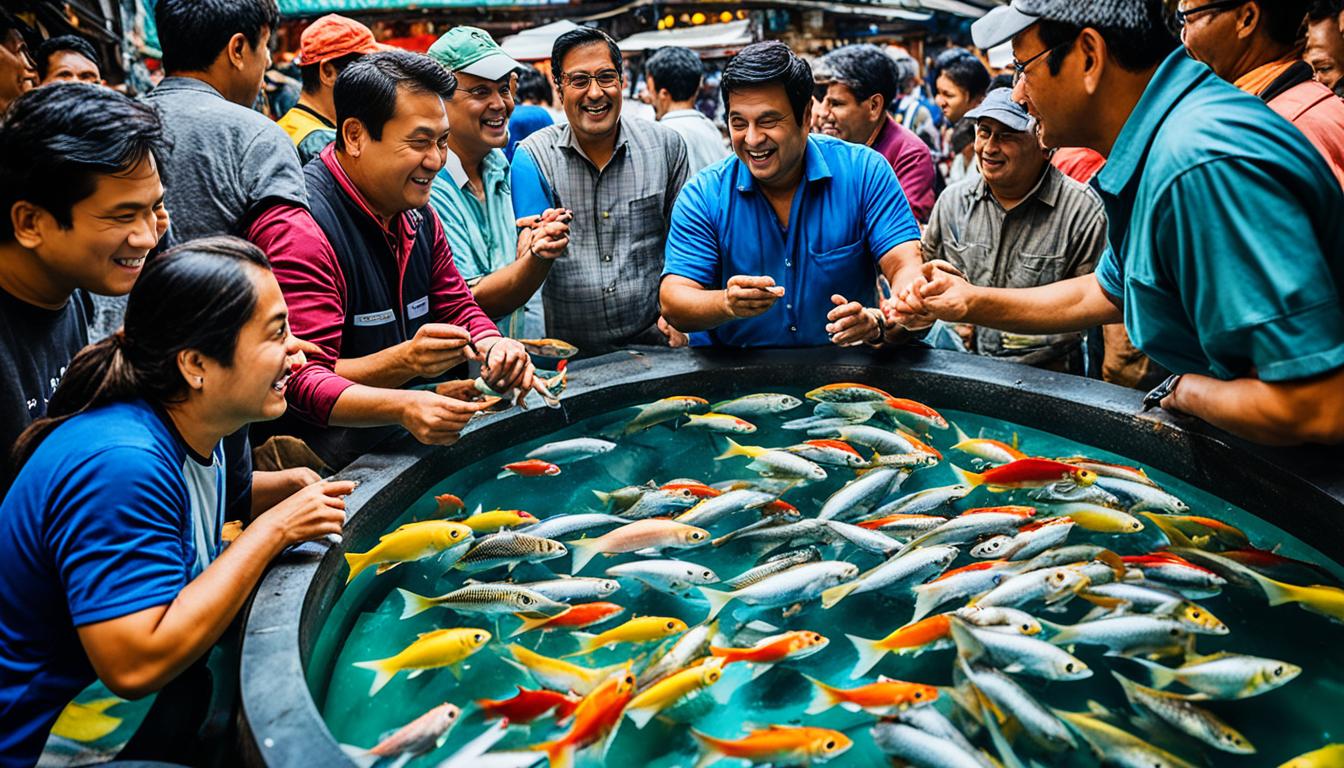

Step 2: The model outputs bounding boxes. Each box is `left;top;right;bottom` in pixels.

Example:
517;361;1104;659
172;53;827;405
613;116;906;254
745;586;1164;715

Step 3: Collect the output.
457;509;537;533
1251;574;1344;625
344;520;473;584
624;658;726;728
571;616;688;656
504;644;624;695
50;697;122;742
1279;744;1344;768
353;627;491;696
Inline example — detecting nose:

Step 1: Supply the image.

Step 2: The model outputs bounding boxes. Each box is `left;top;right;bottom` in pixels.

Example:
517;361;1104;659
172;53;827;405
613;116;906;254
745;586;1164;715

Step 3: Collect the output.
126;209;159;249
583;78;605;98
1011;77;1028;104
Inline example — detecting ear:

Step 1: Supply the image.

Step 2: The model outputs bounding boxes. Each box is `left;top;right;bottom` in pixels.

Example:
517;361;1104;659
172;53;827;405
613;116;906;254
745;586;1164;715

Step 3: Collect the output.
1237;2;1260;40
867;94;885;122
1077;28;1105;95
178;349;209;393
9;201;50;250
320;59;341;89
340;118;366;157
226;32;249;71
801;97;814;127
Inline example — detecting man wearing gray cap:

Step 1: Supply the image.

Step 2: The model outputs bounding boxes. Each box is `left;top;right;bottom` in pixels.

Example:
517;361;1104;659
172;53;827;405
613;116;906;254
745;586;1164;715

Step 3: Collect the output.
891;0;1344;446
921;88;1106;375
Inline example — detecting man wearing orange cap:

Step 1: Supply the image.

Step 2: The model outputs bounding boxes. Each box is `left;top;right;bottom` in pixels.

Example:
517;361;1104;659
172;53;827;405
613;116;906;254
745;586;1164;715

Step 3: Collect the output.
278;14;384;164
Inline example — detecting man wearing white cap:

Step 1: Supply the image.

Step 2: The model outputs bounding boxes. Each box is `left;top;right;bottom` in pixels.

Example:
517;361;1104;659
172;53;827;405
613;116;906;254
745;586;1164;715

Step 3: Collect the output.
890;0;1344;445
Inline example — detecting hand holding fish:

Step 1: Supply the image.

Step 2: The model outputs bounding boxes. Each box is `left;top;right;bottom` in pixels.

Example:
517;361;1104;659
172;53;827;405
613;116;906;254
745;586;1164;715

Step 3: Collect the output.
825;295;881;347
397;390;493;445
475;337;535;405
399;323;474;379
724;275;786;319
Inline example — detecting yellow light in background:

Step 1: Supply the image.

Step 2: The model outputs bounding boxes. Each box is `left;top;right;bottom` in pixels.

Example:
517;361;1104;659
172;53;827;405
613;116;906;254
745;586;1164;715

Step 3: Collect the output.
657;18;667;29
736;10;747;19
720;10;733;22
691;12;706;24
663;14;675;27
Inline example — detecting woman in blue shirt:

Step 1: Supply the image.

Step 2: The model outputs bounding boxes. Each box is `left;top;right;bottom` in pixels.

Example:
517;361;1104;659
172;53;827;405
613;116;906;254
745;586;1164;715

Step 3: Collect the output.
0;236;355;766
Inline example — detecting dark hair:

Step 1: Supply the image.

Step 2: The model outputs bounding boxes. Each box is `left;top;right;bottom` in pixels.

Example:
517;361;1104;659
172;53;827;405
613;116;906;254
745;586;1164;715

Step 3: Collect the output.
35;34;100;81
989;73;1015;91
551;27;622;82
155;0;279;74
1251;0;1311;45
300;51;361;94
515;65;552;104
817;44;898;111
721;41;813;125
1039;0;1180;75
950;117;977;155
933;48;990;99
12;237;270;468
334;51;457;150
1308;0;1344;21
645;46;704;102
889;52;919;88
0;84;166;241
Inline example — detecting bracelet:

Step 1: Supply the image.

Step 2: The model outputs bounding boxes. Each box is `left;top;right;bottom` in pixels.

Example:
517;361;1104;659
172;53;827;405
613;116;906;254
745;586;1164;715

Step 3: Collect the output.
863;308;887;348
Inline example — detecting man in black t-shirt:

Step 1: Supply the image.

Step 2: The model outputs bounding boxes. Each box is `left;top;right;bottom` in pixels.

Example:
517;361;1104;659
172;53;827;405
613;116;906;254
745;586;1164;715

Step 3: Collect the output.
0;84;169;492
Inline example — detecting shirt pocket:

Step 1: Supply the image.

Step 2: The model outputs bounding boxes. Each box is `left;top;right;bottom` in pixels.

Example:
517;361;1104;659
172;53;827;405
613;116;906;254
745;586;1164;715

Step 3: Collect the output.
943;240;992;287
627;193;665;261
1007;252;1066;288
808;239;876;306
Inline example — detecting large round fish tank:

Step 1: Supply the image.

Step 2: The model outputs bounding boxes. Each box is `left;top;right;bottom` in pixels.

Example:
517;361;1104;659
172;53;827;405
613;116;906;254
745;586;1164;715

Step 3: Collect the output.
238;348;1344;767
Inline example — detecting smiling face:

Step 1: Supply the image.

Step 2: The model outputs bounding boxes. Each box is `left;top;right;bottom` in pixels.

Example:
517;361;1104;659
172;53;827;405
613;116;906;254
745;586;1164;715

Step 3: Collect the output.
199;266;300;423
935;72;976;123
1010;26;1088;150
814;81;883;145
0;29;37;109
974;117;1048;195
556;42;624;142
727;82;809;191
446;70;515;157
346;85;451;217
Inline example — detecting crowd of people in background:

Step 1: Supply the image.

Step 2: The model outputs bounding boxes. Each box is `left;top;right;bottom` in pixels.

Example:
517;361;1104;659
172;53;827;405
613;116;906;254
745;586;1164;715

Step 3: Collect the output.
0;0;1343;762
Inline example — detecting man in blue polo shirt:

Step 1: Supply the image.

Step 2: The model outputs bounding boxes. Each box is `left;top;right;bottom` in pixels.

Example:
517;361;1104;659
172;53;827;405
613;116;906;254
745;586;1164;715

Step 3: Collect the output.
659;41;924;348
890;0;1344;446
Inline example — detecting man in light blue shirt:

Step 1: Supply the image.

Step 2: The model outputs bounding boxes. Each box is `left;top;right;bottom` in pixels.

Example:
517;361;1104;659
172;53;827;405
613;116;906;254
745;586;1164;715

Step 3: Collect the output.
659;42;924;349
890;0;1344;446
427;27;569;338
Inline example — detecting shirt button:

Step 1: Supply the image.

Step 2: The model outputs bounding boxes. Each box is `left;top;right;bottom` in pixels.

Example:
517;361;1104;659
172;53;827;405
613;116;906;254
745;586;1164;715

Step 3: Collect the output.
786;304;792;310
602;211;610;219
603;254;612;261
785;260;792;268
790;325;797;332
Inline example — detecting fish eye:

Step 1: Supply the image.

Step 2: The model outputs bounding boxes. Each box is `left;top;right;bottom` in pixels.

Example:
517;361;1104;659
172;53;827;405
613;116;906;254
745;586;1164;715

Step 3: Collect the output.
666;621;677;629
451;530;461;538
520;596;533;604
1066;663;1077;673
913;691;924;699
825;741;836;750
1021;624;1032;632
704;571;714;579
691;532;705;540
1274;665;1285;676
474;633;485;642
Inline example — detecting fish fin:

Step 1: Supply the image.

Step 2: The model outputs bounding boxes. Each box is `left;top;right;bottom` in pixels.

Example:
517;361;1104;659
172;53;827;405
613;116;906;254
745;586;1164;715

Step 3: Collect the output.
343;552;371;585
352;659;395;696
951;421;972;445
406;668;425;680
803;675;839;715
749;662;775;681
698;587;735;621
446;663;464;681
1127;657;1179;689
373;561;404;577
566;538;603;575
625;705;660;729
592;489;612;506
846;634;888;679
691;730;727;768
510;614;554;638
1140;512;1198;549
910;586;943;623
950;465;984;488
820;580;860;610
715;437;754;461
1246;571;1305;607
947;617;986;662
397;589;438;620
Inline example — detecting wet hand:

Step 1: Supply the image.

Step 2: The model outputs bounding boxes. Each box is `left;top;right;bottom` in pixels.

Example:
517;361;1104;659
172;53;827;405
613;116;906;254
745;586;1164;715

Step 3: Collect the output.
475;337;534;396
658;316;689;348
401;323;473;379
256;479;356;547
723;275;785;320
826;295;880;347
398;390;492;445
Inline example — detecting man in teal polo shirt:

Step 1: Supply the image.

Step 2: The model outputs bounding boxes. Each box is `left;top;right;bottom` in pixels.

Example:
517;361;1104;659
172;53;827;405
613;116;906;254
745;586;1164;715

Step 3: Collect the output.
889;0;1344;445
660;41;924;348
427;27;570;338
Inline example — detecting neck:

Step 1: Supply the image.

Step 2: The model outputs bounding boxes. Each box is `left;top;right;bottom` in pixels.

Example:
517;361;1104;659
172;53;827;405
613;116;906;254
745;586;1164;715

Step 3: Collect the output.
760;161;805;202
162;398;234;459
297;90;335;123
447;133;489;185
576;128;617;169
863;117;886;147
0;242;74;309
1226;39;1298;83
663;99;697;117
334;151;399;226
1091;66;1160;158
173;68;243;106
988;164;1047;211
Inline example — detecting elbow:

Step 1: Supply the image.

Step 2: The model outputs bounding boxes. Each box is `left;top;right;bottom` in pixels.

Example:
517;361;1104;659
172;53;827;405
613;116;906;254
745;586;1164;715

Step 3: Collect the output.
1290;412;1344;446
100;664;174;700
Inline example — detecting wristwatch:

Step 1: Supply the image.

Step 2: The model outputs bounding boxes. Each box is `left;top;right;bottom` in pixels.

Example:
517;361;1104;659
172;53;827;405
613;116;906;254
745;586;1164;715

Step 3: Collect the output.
1142;374;1183;412
863;307;888;347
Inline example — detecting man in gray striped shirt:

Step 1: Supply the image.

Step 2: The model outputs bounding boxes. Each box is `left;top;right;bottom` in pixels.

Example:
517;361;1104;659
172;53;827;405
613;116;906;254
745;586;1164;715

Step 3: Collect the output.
511;27;690;355
922;88;1107;374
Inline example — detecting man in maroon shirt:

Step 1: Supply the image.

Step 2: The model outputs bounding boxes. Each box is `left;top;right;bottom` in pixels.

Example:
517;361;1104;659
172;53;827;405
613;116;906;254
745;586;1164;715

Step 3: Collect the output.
813;44;936;223
260;51;538;468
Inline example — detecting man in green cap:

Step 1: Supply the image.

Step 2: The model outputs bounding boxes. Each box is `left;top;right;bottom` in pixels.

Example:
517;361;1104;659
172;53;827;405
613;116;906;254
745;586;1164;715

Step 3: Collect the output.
889;0;1344;446
428;26;571;339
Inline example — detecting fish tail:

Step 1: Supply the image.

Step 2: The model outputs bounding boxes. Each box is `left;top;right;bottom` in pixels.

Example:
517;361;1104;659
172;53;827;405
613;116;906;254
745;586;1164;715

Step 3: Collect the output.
947;617;986;662
715;438;755;461
531;738;575;768
566;538;603;574
698;587;736;621
951;421;972;445
352;658;396;696
690;729;727;768
344;551;370;585
910;587;941;623
1245;570;1302;607
820;581;859;610
1129;657;1179;689
803;675;841;715
396;588;438;620
950;465;984;488
625;705;659;729
846;634;888;679
510;614;554;638
708;646;744;665
592;489;612;506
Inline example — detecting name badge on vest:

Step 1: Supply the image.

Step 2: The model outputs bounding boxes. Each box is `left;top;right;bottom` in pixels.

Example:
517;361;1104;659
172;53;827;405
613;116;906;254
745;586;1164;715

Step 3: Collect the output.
407;296;430;320
353;309;396;327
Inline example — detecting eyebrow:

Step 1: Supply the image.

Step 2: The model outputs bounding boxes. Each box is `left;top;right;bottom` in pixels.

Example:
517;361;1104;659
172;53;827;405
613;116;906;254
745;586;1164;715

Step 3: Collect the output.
104;194;165;214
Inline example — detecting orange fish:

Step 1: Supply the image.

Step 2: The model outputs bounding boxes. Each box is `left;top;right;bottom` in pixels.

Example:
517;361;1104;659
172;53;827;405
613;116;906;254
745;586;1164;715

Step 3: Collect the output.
510;602;626;637
710;630;828;677
804;676;939;716
953;459;1095;490
531;667;636;768
856;512;945;533
959;506;1037;517
477;686;579;724
954;437;1027;464
500;459;562;478
661;481;722;499
846;614;952;678
877;398;949;431
692;725;852;767
435;493;465;515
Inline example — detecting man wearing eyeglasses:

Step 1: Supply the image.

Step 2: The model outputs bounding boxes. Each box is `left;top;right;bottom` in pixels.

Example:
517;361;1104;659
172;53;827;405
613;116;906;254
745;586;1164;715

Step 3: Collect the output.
0;9;38;113
426;27;571;340
511;27;691;355
1178;0;1344;189
888;0;1344;446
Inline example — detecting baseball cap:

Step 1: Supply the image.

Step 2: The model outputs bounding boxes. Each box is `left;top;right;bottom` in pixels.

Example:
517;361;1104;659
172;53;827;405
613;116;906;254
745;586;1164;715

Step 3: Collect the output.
428;27;522;81
964;87;1036;132
972;0;1154;50
296;14;385;66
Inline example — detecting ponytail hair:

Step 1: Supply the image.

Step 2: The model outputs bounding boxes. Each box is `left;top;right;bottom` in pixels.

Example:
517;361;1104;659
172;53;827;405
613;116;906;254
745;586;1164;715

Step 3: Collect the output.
11;236;271;469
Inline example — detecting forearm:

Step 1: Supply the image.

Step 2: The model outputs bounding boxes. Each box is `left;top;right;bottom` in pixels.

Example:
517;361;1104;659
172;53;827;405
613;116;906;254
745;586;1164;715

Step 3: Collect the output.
326;384;414;428
660;281;732;332
249;471;292;518
469;255;552;318
964;275;1122;335
1167;371;1344;446
334;344;414;388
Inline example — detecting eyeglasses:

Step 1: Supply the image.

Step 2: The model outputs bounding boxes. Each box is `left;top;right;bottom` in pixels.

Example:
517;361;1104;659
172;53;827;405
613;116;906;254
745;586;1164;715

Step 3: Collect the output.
560;69;620;91
1173;0;1248;26
1012;37;1077;86
462;84;512;101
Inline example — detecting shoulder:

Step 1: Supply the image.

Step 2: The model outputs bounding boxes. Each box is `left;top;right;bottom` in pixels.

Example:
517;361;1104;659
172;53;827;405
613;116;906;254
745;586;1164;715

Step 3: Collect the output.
816;134;891;175
678;154;737;203
1050;167;1105;212
517;123;566;151
24;402;183;489
626;116;685;151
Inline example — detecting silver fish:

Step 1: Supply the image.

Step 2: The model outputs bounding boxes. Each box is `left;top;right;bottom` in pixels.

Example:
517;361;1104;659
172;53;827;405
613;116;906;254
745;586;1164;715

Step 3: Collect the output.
622;397;708;434
954;606;1043;635
1112;672;1255;754
1128;651;1302;700
675;489;776;528
525;437;616;464
784;441;870;468
974;567;1088;610
871;484;973;518
711;393;803;417
783;415;858;431
949;617;1091;681
872;722;988;768
1082;582;1189;615
821;545;958;608
1055;709;1198;768
638;623;716;689
699;561;859;620
970;520;1074;561
618;487;700;520
1094;476;1189;514
1011;545;1113;573
396;583;566;620
912;565;1013;622
958;657;1075;749
725;547;823;590
813;424;923;454
711;518;839;552
1046;615;1205;655
820;520;904;557
519;513;629;540
514;576;621;603
818;467;903;521
592;483;656;511
456;531;567;572
606;559;719;594
904;510;1029;549
895;705;985;764
1029;480;1123;508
